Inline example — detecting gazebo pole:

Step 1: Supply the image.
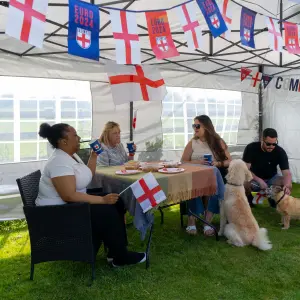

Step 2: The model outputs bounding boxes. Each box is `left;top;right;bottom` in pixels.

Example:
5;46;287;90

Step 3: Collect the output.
258;65;264;140
279;0;283;67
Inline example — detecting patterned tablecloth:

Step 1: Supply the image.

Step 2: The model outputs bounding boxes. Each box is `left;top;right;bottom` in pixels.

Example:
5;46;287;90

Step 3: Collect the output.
90;164;217;216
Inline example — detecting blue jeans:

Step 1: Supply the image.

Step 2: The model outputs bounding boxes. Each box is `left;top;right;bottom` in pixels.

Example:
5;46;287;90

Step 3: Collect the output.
250;174;282;192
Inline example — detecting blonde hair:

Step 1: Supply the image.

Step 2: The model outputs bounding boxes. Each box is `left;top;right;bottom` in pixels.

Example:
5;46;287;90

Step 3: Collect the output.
100;121;120;146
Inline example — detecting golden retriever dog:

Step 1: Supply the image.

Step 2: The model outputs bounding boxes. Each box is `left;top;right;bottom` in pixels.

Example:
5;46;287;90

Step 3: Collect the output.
219;159;272;250
270;186;300;230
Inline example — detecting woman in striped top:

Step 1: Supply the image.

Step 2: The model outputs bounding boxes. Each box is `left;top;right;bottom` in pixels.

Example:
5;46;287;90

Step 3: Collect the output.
97;121;136;167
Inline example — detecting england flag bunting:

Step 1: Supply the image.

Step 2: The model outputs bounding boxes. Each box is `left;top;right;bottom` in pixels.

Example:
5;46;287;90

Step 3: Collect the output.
219;0;232;39
251;72;262;88
145;11;179;60
105;61;167;106
284;22;300;54
265;17;283;52
196;0;227;38
132;110;138;130
130;172;167;213
6;0;48;48
110;9;141;65
240;7;256;49
241;67;252;82
262;74;274;89
175;1;202;50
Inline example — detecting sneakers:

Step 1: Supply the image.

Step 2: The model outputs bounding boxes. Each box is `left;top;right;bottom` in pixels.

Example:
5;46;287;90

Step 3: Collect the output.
112;252;146;267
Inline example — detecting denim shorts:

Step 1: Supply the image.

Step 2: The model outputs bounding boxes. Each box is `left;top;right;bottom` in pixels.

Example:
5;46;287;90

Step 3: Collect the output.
250;174;281;192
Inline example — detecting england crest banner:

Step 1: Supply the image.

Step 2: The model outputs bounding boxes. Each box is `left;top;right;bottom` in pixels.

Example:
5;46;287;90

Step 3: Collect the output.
68;0;99;61
262;74;274;89
105;61;167;106
5;0;48;48
196;0;227;38
175;2;202;50
240;7;256;49
284;22;300;54
110;9;140;65
145;11;179;60
265;17;283;52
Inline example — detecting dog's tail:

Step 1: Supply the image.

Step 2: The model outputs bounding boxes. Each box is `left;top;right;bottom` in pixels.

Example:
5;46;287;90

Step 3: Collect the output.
252;228;272;251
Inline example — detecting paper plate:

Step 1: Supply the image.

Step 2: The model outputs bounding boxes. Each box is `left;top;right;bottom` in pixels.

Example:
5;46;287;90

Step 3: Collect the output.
115;170;142;175
158;168;185;174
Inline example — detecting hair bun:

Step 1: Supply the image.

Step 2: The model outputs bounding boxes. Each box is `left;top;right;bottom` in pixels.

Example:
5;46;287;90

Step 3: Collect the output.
39;123;52;139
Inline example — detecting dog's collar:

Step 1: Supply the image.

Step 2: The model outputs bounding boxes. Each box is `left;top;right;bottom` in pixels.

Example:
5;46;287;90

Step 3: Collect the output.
276;191;286;205
227;182;243;187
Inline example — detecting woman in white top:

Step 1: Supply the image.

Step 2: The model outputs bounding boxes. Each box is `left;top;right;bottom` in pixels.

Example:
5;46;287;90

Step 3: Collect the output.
97;121;136;166
37;122;145;267
181;115;231;236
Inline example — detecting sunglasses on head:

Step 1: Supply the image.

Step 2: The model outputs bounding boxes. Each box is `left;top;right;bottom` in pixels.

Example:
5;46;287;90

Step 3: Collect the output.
264;141;277;147
192;124;201;129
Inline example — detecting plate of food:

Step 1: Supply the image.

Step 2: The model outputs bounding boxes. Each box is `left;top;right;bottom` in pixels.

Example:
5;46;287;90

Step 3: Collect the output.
115;170;142;175
162;161;181;168
158;168;185;174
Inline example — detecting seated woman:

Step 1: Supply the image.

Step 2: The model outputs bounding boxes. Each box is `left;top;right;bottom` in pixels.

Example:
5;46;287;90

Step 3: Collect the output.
97;121;136;166
181;115;231;236
36;122;145;267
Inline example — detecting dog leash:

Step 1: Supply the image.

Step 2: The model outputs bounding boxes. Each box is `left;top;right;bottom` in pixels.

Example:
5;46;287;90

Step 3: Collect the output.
276;191;286;206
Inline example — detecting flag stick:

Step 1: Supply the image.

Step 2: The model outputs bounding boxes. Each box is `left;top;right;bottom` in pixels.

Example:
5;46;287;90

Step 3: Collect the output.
119;185;132;196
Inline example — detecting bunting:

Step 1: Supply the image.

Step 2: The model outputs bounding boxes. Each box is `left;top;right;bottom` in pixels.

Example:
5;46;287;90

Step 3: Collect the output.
265;17;283;52
220;0;232;39
284;22;300;54
251;72;262;87
240;7;256;49
241;67;252;82
262;74;274;89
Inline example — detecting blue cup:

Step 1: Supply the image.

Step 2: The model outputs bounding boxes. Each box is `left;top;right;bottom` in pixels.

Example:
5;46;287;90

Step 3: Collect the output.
127;141;135;154
204;154;213;165
89;139;103;155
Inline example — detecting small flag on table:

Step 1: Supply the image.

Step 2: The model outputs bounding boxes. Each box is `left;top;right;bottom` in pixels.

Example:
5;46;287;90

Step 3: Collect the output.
240;7;256;49
175;1;202;50
132;110;138;130
196;0;227;38
68;0;100;61
130;173;167;213
241;67;252;82
110;9;140;65
262;74;274;89
265;17;283;52
145;11;179;60
5;0;48;48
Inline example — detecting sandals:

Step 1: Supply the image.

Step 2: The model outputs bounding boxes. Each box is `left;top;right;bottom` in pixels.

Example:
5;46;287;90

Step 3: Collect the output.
186;225;197;235
203;225;215;236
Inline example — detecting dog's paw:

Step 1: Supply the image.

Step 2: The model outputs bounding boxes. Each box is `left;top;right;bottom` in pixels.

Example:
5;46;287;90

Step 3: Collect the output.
218;230;224;236
282;227;289;230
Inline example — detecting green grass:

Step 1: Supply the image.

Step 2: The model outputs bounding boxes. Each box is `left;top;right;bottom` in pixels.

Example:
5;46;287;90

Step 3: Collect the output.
2;187;300;300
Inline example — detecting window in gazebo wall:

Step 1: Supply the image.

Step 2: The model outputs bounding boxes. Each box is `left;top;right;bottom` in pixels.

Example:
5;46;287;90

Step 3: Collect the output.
0;78;92;164
162;87;242;150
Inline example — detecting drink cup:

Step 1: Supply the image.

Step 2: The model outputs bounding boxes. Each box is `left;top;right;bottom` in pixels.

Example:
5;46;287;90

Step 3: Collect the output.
203;154;213;165
127;141;135;154
89;139;103;155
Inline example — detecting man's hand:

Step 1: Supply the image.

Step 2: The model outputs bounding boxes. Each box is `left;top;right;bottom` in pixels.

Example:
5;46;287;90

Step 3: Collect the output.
283;185;291;195
258;179;268;190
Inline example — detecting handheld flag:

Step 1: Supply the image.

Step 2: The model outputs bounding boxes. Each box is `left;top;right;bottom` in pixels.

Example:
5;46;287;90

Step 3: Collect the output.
240;7;256;48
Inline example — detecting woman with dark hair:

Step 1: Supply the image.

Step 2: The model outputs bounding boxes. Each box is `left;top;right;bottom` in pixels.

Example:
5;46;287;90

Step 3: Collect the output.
36;123;146;267
181;115;231;236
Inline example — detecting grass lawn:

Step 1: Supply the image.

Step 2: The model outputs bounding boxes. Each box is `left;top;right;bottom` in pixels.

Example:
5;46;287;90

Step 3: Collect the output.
1;186;300;300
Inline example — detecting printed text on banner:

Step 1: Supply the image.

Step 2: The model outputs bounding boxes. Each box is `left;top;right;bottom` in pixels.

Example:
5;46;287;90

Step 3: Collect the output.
284;22;300;54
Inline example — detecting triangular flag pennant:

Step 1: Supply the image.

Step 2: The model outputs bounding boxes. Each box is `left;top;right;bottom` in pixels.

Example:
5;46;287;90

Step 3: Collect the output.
241;67;252;81
130;172;167;213
262;74;274;89
110;9;141;65
5;0;48;48
251;72;262;87
240;7;256;49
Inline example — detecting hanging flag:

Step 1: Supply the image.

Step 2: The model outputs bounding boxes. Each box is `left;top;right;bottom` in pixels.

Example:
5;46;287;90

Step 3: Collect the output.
105;61;167;106
175;2;202;50
110;9;140;65
68;0;100;61
262;74;274;89
284;22;300;54
288;0;300;3
5;0;48;48
132;110;138;130
196;0;227;38
130;172;167;213
251;72;262;87
145;11;179;60
241;67;252;82
240;7;256;49
220;0;232;39
265;17;283;52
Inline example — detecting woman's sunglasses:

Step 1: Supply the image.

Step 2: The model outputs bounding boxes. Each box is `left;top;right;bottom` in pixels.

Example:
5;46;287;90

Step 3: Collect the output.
192;124;201;129
264;141;277;147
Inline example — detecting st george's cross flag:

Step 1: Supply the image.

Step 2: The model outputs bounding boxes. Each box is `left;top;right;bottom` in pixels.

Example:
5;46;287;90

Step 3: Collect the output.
132;110;138;130
240;7;256;49
219;0;232;39
196;0;227;38
105;61;167;106
175;1;202;50
284;22;300;54
265;17;283;52
145;11;179;60
251;72;262;88
130;172;167;213
110;9;141;65
5;0;48;48
68;0;99;61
